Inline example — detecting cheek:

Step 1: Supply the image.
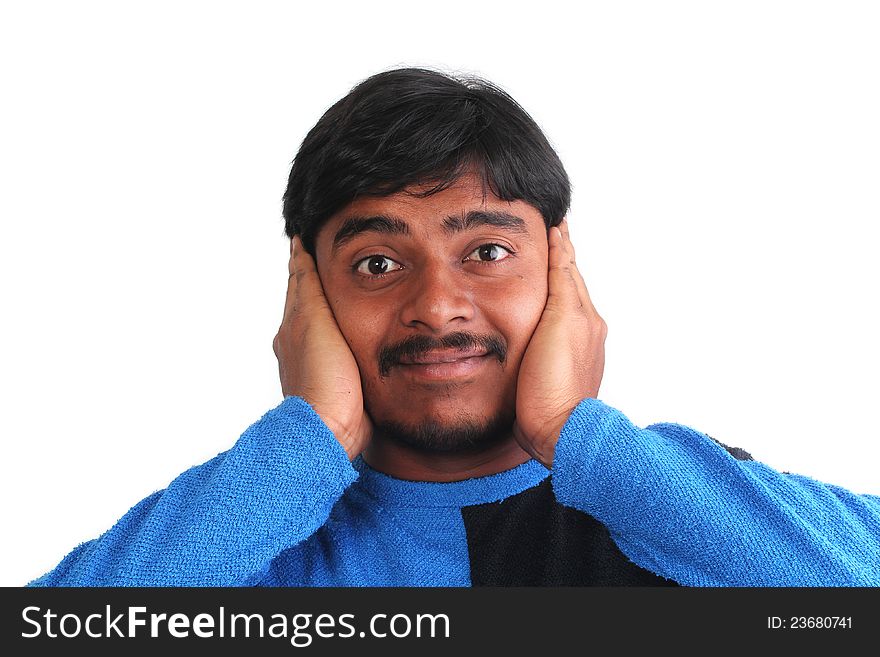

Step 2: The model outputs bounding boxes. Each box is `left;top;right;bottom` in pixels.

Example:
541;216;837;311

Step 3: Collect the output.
326;292;389;372
474;266;547;364
501;275;547;354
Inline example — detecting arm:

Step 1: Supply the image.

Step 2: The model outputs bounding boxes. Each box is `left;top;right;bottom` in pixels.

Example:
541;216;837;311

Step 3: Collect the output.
28;396;357;586
551;397;880;586
30;234;374;586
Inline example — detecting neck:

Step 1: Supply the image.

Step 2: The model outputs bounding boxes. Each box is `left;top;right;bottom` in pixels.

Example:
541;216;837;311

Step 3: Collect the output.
361;434;533;482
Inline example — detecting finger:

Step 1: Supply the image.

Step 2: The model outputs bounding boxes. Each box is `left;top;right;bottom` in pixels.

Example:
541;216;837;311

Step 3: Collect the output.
281;237;298;324
553;219;585;306
569;254;601;319
555;220;602;321
546;225;583;310
288;237;295;274
290;234;332;311
559;217;575;261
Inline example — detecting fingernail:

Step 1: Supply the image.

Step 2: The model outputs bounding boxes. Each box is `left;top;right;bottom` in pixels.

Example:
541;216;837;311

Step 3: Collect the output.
553;227;563;239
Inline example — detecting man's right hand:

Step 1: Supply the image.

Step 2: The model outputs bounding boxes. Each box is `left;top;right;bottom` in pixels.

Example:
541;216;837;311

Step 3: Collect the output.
273;236;373;460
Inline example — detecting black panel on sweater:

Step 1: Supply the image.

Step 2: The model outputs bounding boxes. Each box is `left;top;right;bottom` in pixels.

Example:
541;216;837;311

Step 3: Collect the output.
461;441;752;586
462;478;677;586
709;435;753;462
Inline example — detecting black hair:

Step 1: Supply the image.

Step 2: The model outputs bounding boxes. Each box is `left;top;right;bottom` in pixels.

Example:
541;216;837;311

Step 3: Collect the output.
282;67;571;255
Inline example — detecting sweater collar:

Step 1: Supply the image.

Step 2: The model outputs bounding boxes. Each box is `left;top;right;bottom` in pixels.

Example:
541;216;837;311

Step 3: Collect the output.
350;456;550;508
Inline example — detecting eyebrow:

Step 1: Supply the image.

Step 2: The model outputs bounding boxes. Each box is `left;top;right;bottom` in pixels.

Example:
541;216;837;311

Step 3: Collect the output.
442;210;529;236
331;210;529;253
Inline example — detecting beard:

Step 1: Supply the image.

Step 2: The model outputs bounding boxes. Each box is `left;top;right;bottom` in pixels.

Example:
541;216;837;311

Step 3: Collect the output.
371;405;516;454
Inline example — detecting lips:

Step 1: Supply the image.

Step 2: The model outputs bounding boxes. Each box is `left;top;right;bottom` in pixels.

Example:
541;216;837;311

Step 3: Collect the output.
396;348;492;382
398;348;489;365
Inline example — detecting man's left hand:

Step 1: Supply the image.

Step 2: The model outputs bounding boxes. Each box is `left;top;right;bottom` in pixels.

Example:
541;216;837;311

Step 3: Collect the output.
512;218;608;468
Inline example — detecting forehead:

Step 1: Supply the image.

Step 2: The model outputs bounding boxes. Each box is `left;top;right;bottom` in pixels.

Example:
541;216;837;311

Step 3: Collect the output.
315;172;546;252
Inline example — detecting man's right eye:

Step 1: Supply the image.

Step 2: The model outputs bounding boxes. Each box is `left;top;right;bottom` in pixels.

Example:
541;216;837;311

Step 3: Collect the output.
354;255;404;277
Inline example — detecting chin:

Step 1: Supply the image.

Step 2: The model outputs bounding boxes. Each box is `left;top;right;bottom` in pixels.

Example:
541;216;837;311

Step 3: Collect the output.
372;406;515;454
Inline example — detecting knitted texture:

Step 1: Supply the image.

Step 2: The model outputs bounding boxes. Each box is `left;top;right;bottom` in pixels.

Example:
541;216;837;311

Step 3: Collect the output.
551;398;880;586
29;396;880;586
29;397;357;586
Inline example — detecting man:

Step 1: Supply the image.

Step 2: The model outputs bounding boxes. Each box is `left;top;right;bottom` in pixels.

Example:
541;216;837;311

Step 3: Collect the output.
30;68;880;587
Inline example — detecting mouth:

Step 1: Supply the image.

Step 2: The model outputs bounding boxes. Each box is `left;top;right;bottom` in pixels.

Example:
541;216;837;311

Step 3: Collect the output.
398;348;490;365
397;349;492;381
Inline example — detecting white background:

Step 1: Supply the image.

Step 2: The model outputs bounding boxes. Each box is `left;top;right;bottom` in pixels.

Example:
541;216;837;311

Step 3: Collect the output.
2;1;878;587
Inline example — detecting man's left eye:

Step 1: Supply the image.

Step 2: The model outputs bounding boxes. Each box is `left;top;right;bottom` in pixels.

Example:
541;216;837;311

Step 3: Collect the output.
465;244;513;263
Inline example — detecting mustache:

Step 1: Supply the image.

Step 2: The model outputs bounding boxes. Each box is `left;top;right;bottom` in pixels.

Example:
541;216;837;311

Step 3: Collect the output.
378;332;507;377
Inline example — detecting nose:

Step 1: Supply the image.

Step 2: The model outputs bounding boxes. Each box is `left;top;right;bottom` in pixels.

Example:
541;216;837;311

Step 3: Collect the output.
398;261;474;333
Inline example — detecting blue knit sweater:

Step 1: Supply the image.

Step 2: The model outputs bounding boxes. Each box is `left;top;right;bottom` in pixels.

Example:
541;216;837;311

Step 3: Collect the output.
29;397;880;586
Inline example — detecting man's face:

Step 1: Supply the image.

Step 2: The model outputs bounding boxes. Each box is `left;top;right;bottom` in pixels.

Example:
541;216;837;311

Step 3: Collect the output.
313;171;549;453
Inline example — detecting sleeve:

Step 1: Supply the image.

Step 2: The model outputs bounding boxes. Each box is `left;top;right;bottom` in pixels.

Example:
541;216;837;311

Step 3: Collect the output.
550;397;880;586
27;396;358;586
